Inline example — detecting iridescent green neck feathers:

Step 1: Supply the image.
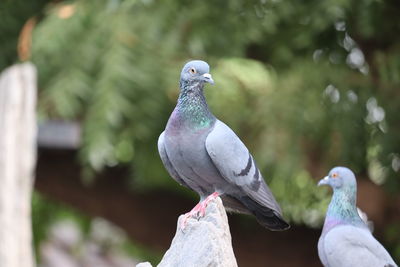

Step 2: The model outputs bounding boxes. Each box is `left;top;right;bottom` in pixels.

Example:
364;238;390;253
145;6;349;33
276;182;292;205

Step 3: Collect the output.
177;81;215;129
324;185;366;232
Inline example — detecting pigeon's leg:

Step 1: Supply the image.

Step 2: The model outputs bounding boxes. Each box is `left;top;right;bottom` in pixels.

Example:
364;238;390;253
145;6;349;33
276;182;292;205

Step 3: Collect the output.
180;191;220;229
197;191;220;216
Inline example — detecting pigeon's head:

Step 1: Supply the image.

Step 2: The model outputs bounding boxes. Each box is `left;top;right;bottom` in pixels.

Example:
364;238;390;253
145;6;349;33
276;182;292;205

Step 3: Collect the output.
318;166;357;190
180;60;214;87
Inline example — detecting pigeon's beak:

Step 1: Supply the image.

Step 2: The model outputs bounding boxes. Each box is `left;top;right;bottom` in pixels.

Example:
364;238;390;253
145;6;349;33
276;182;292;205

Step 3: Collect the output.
202;73;214;85
318;176;330;187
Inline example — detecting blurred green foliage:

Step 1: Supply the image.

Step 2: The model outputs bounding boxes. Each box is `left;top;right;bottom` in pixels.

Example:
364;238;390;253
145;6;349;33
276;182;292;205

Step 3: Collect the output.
0;0;49;70
1;0;399;261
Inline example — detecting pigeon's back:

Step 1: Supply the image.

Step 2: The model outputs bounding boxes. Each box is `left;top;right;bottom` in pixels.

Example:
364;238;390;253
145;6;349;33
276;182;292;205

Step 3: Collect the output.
320;225;397;267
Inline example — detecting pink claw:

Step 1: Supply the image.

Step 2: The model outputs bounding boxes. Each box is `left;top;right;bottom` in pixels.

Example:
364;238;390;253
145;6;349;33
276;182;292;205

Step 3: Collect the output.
180;192;220;229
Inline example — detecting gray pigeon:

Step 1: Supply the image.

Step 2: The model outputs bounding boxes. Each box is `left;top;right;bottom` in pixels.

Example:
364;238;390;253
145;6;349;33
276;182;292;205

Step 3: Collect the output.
317;166;397;267
158;60;289;230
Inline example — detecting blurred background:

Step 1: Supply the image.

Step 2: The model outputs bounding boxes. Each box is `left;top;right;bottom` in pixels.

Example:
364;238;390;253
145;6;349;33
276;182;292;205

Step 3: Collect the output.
1;0;399;266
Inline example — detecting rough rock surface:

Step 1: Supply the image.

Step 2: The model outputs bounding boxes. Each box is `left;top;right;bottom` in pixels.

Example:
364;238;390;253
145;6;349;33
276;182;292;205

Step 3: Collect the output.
137;197;237;267
136;262;152;267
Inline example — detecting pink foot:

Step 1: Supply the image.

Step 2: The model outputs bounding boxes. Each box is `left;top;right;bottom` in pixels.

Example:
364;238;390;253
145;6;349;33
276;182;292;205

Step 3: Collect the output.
180;192;219;229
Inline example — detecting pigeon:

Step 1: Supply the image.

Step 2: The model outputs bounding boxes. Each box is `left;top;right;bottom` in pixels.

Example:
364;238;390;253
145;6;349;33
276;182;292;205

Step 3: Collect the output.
158;60;289;230
317;166;397;267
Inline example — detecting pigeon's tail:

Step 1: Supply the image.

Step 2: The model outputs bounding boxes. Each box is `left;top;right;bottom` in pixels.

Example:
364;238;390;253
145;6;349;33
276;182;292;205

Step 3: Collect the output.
238;196;290;231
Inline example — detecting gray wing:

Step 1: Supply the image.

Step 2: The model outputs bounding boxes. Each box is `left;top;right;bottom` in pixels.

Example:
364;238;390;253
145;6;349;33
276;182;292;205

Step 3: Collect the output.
158;131;190;189
205;120;282;215
323;225;397;267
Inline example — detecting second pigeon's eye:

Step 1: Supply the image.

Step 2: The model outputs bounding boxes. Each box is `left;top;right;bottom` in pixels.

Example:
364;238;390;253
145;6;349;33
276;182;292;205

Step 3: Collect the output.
189;68;197;74
332;173;338;178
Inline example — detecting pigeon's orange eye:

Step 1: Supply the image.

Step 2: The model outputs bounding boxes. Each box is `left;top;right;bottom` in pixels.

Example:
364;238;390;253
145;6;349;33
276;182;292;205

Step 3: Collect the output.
332;173;338;178
189;68;196;74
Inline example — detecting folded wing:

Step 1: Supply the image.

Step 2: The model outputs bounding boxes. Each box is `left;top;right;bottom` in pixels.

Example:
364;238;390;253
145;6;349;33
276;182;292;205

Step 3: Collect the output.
205;120;289;230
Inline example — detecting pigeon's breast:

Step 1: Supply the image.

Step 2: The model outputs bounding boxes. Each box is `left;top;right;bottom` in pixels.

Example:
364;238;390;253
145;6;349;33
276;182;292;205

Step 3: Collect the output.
164;113;225;196
318;235;329;267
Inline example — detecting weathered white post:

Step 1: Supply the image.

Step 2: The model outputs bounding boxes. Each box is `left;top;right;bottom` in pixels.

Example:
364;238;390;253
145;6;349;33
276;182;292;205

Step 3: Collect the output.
0;63;37;267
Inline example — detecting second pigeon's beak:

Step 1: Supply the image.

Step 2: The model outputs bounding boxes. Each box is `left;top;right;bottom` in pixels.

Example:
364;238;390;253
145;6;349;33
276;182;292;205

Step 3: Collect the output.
202;73;214;85
318;176;330;187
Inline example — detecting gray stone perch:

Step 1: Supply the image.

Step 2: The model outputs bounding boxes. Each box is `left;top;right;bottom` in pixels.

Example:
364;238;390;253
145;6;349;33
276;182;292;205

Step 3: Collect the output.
137;197;238;267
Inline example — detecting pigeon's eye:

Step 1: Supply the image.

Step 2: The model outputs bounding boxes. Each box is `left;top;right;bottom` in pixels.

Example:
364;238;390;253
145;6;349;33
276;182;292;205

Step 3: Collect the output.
189;68;197;74
331;173;338;179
